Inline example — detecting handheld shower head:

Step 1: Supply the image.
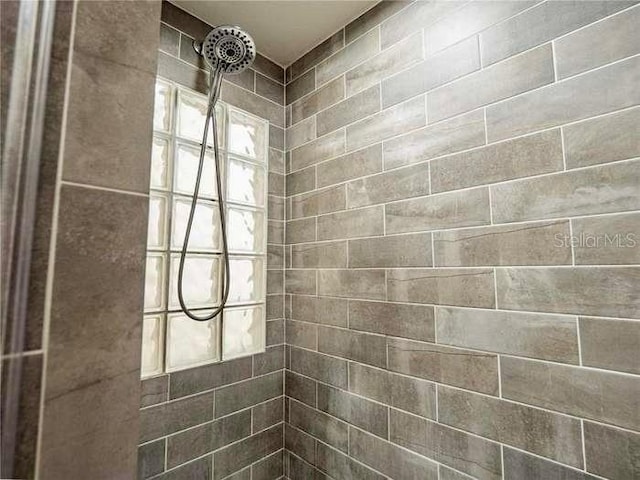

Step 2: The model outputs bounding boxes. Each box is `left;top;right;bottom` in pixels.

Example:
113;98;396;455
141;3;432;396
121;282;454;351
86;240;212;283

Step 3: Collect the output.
196;25;256;74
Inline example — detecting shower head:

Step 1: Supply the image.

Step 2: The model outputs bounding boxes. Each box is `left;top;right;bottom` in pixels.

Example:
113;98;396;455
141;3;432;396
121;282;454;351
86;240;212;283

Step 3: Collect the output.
196;25;256;74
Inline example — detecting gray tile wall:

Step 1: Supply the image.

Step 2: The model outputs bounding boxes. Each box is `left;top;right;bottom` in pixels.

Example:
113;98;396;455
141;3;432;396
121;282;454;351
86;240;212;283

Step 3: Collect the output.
137;3;286;479
282;2;640;479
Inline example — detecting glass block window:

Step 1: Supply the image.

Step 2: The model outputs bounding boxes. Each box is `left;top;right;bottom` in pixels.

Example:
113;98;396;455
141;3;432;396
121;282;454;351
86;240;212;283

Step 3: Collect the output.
141;79;268;377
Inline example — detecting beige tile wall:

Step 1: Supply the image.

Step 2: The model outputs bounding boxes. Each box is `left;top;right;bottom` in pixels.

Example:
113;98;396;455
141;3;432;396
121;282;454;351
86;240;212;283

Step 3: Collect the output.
283;2;640;479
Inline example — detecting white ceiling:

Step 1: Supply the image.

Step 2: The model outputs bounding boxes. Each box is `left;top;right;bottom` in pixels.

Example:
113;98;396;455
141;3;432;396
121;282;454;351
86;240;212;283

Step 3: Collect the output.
171;1;377;66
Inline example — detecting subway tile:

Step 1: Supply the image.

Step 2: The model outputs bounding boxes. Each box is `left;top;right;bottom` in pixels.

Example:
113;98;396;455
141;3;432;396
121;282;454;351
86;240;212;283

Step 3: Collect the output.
252;397;284;433
288;452;323;479
159;23;180;56
285;424;316;465
385;187;491;234
433;220;572;267
252;450;284;480
285;370;317;407
285;269;317;295
390;409;502;480
291;241;347;268
169;357;252;399
438;386;584;467
501;356;640;431
480;0;635;66
63;55;155;192
439;466;476;480
166;410;251;468
345;1;411;44
316;442;385;480
290;129;345;171
563;107;640;169
286;68;315;105
496;267;640;319
269;124;285;151
291;77;344;125
161;1;209;42
288;30;344;83
437;307;579;363
316;28;380;86
266;319;284;345
157;51;208;95
267;244;284;269
580;317;640;375
256;73;284;105
317;384;389;438
287;116;316;150
317;85;381;136
382;35;480;108
349;232;433;268
253;53;285;84
222;64;255;92
140;392;213;442
138;439;165;479
290;400;349;452
491;160;640;223
253;345;285;377
350;427;439;480
349;362;437;419
428;44;554;123
556;5;640;79
486;56;640;141
286;218;316;244
269;172;285;196
221;80;284;128
318;269;386;301
317;144;382;188
266;295;284;320
156;455;212;480
268;148;285;174
349;300;435;342
584;422;640;480
383;109;486;170
502;448;598;480
289;185;346;220
140;375;168;408
318;325;387;367
290;347;348;389
268;195;285;221
214;372;283;418
572;212;640;265
317;205;384;240
424;1;535;56
213;424;283;480
286;165;315;196
346;32;423;97
388;337;499;395
290;295;348;327
347;162;430;208
346;96;426;152
387;267;495;308
380;0;464;50
268;220;284;245
431;129;564;193
266;270;284;295
286;320;318;350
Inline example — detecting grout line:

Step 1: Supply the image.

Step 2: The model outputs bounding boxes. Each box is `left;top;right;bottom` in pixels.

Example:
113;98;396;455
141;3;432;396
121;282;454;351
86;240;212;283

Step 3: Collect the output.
60;180;149;198
576;317;583;367
497;355;503;398
581;419;588;471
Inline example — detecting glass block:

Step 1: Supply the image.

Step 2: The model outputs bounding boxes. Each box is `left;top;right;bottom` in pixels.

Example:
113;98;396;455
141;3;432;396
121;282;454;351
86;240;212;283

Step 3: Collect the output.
174;142;218;199
177;89;224;146
227;156;266;207
228;108;266;161
169;254;221;310
141;314;164;377
153;81;172;132
150;136;171;190
223;305;265;360
167;312;218;370
147;194;168;249
144;253;166;312
171;197;221;252
227;206;265;253
228;257;265;304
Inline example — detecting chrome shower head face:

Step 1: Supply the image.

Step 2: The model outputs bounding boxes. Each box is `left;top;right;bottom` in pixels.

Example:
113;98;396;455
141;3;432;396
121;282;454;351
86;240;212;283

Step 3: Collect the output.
201;26;256;74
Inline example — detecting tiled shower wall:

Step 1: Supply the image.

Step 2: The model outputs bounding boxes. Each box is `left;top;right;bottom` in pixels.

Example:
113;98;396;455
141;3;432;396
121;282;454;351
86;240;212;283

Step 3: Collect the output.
137;3;286;479
283;2;640;479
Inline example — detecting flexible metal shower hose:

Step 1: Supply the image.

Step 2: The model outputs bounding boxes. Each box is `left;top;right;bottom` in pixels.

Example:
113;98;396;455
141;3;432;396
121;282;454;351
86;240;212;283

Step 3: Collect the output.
177;66;230;321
